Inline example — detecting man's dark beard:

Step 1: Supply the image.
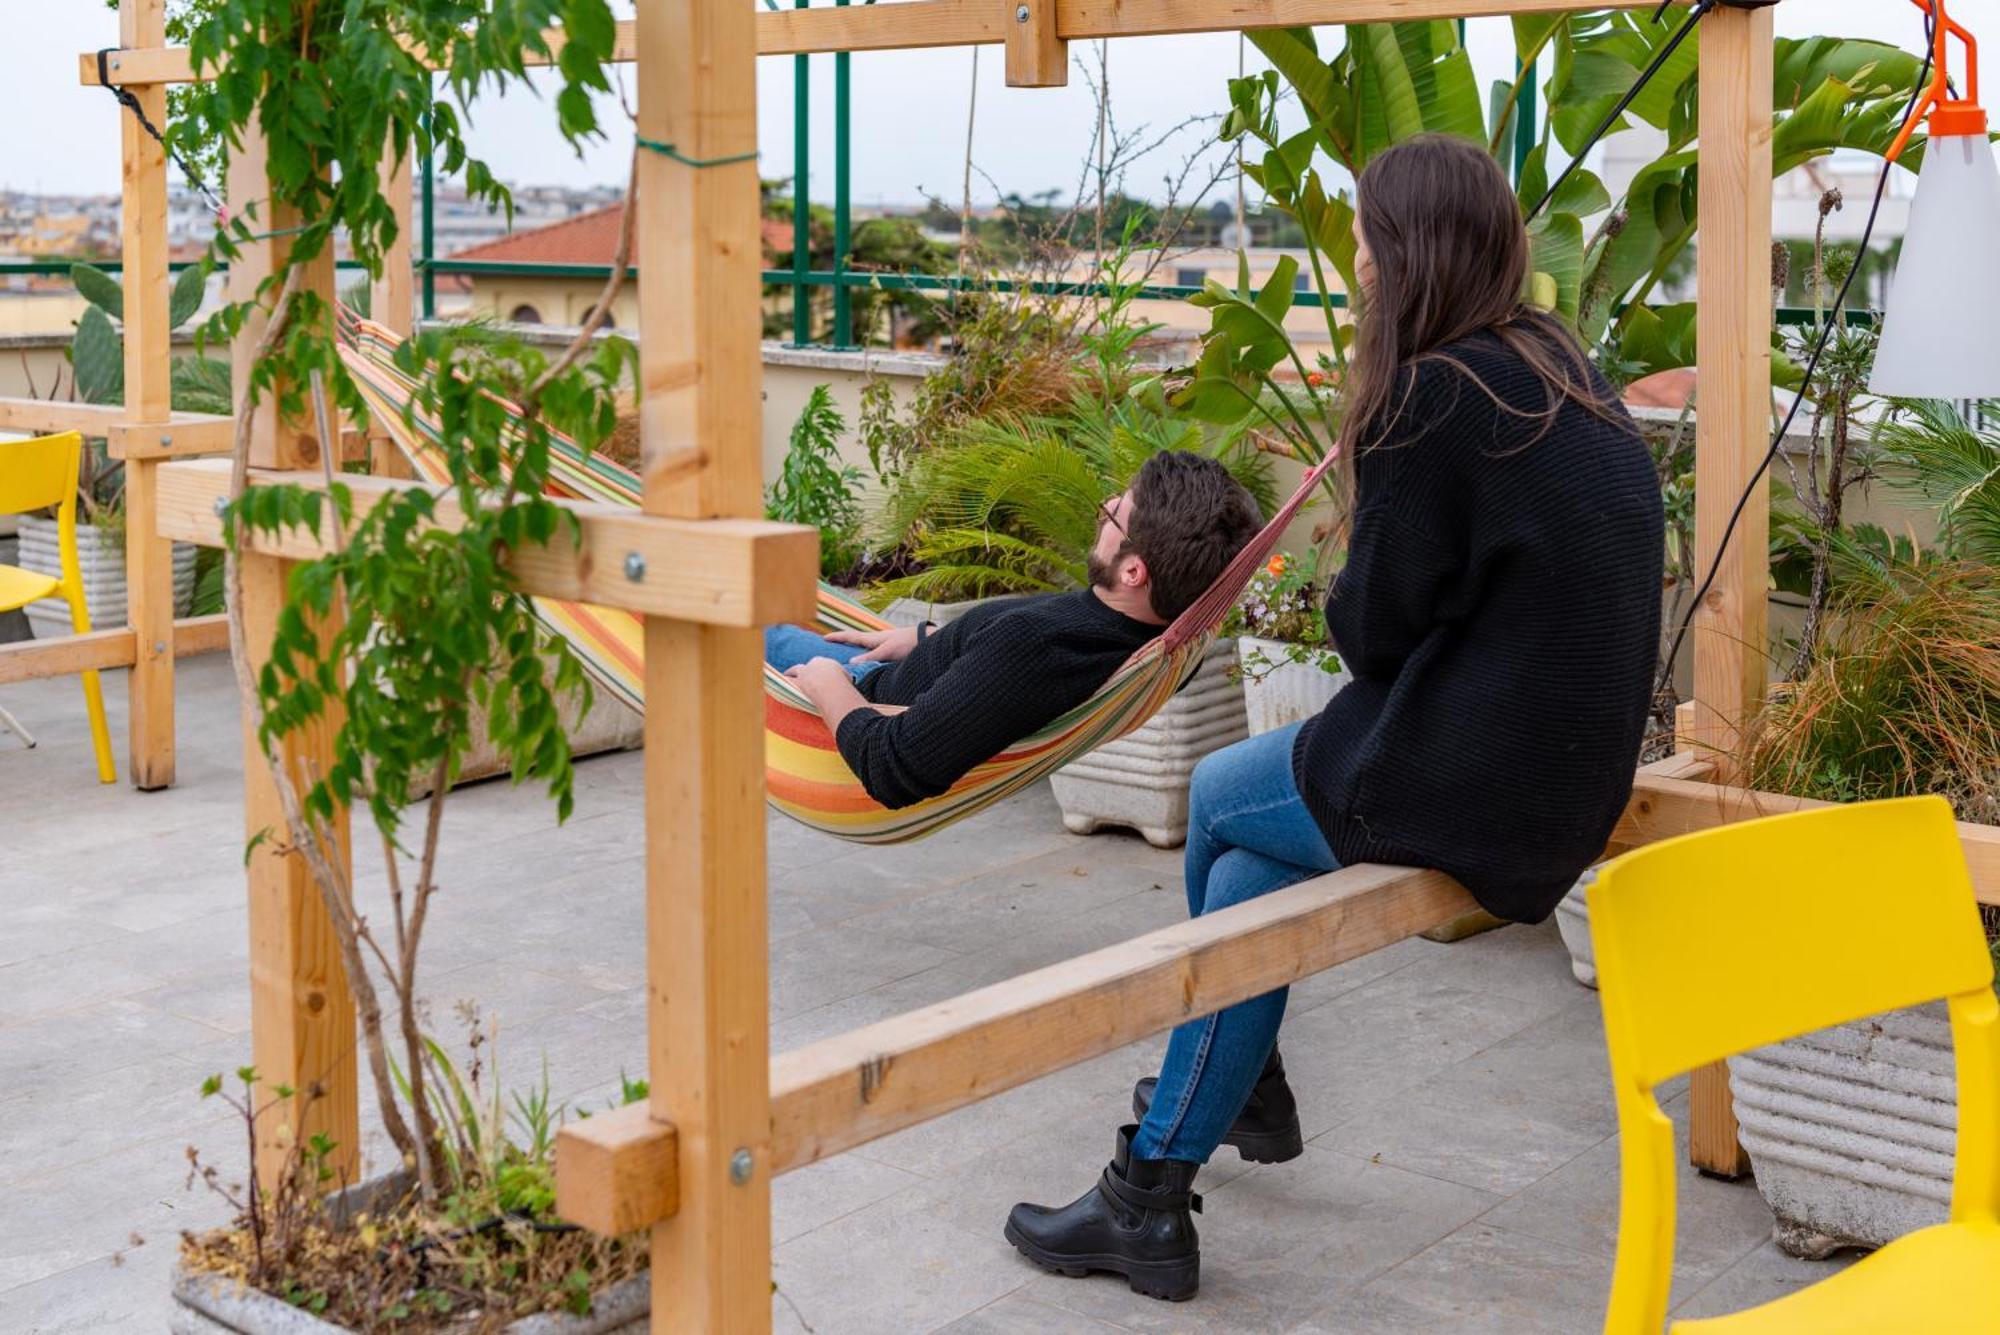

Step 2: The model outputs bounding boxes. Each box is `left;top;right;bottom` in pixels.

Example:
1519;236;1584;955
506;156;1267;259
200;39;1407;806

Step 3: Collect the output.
1087;546;1129;592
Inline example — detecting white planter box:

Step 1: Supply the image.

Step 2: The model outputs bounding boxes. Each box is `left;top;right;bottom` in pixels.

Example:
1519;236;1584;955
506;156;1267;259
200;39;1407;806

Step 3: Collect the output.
1049;637;1248;848
1237;635;1347;736
171;1171;649;1333
1729;1004;1958;1258
15;514;195;639
1554;877;1597;987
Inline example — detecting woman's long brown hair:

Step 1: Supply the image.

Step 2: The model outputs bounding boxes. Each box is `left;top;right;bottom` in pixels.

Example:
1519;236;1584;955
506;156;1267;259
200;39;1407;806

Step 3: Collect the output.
1335;134;1626;483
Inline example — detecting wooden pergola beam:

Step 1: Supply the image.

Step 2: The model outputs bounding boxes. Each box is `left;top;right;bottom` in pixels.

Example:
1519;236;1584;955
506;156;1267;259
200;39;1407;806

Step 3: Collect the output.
0;615;229;686
78;0;1649;88
149;458;822;629
556;862;1476;1235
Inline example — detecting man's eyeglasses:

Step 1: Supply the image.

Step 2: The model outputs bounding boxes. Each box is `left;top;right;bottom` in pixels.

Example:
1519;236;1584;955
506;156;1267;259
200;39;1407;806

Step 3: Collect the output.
1098;496;1126;536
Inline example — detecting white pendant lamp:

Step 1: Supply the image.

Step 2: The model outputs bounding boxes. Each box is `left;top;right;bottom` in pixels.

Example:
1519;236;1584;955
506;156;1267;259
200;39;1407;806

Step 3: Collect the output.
1870;0;2000;400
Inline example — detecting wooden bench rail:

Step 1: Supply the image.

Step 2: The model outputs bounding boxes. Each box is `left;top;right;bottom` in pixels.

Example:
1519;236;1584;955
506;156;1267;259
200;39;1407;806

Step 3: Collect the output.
151;458;822;629
80;0;1648;87
554;863;1477;1235
1619;771;2000;907
0;614;229;686
0;397;235;457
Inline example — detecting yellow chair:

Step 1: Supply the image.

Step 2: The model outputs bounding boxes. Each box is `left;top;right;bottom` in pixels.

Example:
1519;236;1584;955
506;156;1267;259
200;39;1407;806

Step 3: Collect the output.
0;431;115;783
1588;795;1999;1332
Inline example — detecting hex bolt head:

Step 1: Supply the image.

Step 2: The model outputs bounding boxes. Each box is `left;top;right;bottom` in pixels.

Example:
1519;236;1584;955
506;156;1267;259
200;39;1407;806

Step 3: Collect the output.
1015;3;1030;20
159;434;174;448
729;1148;754;1185
212;497;229;517
624;551;647;582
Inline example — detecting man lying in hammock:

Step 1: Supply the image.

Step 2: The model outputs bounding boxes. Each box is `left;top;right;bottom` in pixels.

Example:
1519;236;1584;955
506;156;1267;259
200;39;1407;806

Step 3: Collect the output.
768;451;1263;810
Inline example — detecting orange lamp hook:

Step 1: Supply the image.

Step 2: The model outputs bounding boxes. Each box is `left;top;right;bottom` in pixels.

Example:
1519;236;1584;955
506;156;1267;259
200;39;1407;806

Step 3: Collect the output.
1887;0;1986;163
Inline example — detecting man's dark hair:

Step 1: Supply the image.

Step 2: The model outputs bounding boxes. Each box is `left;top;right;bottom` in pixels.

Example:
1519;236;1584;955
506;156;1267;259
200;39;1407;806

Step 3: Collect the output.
1124;451;1263;622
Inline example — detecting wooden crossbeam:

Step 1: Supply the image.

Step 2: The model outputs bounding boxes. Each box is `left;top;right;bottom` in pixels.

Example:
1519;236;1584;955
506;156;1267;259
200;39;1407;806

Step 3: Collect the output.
79;0;1646;87
0;399;234;458
1619;772;2000;907
0;615;229;686
149;458;821;628
554;863;1476;1235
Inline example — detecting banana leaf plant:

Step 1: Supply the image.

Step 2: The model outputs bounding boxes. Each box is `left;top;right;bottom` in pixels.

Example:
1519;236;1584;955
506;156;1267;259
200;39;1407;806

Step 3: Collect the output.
1174;7;1927;449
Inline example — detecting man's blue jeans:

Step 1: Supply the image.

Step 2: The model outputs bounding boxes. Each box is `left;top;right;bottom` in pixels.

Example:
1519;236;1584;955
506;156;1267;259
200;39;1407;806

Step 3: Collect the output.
1131;719;1339;1163
764;625;884;682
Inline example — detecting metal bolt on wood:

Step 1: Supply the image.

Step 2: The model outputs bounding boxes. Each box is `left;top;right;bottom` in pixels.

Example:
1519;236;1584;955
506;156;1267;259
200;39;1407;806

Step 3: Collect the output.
1015;4;1029;20
730;1148;754;1184
623;551;646;582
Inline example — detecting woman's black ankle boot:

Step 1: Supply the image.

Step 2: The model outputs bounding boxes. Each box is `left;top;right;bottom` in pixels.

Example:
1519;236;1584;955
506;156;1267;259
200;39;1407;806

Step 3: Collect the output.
1131;1045;1304;1164
1003;1124;1202;1302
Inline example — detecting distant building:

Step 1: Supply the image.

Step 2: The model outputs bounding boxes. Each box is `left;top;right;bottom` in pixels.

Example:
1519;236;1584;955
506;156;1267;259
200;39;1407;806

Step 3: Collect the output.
450;202;795;329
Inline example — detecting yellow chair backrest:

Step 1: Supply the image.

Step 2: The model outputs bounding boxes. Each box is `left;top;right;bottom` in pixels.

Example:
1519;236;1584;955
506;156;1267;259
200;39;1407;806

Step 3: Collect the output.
1588;795;1999;1333
0;430;83;521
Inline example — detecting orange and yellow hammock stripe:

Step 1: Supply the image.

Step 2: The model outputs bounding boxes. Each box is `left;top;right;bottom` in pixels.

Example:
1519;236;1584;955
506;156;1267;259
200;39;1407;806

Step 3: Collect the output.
335;310;1328;843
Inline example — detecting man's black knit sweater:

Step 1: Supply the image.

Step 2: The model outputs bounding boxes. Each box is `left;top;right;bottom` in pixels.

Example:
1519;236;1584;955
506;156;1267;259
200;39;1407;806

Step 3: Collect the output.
1293;330;1664;923
836;590;1158;809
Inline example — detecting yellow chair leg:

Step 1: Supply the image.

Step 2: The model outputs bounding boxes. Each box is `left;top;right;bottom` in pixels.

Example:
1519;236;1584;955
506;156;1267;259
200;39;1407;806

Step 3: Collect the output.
80;666;116;785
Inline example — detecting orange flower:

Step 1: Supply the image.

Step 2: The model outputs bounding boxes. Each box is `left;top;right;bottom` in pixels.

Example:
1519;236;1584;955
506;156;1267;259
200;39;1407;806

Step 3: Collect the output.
1266;554;1287;576
1305;371;1327;388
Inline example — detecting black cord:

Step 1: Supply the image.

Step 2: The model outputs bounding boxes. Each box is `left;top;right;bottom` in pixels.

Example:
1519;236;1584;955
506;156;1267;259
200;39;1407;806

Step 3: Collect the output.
1649;6;1937;705
1528;2;1714;224
96;48;228;217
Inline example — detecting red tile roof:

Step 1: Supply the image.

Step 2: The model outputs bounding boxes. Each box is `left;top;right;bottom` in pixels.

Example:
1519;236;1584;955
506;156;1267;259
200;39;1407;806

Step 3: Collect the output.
449;203;797;266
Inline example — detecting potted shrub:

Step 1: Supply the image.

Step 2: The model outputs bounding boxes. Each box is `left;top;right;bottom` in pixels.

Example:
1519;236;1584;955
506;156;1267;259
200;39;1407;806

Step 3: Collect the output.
150;0;660;1323
1224;548;1347;735
173;1041;652;1332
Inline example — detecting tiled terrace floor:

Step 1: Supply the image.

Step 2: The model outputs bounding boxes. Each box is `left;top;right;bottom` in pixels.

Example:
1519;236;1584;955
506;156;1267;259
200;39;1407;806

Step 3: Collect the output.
1;657;1846;1332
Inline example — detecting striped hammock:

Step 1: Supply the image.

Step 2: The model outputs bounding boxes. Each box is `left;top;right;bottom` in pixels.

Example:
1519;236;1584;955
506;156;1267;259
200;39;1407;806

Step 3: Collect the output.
335;309;1333;843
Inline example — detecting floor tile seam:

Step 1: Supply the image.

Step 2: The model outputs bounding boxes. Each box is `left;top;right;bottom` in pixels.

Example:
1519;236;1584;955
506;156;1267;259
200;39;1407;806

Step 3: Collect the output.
0;1114;241;1192
770;1177;928;1249
1301;1134;1608;1205
1309;1205;1613;1318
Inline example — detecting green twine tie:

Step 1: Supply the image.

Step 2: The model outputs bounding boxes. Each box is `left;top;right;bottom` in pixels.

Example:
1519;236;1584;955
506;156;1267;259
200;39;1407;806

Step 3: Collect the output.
636;136;758;169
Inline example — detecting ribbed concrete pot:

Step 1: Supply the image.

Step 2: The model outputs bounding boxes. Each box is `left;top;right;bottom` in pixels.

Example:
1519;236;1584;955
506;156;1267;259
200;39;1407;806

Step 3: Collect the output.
171;1172;648;1333
1049;637;1247;848
16;514;195;638
1554;877;1597;987
1237;635;1347;736
1728;1003;1958;1259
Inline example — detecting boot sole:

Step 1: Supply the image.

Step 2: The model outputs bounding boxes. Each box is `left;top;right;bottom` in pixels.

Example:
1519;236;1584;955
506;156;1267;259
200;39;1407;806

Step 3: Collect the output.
1002;1220;1199;1302
1130;1091;1305;1166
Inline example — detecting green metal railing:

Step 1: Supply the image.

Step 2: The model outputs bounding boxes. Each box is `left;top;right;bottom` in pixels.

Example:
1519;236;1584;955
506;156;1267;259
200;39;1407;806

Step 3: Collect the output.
2;18;1874;340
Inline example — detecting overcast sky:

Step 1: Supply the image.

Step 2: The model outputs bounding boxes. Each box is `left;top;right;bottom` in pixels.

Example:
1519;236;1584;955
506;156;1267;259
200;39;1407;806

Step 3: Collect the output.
6;1;1928;208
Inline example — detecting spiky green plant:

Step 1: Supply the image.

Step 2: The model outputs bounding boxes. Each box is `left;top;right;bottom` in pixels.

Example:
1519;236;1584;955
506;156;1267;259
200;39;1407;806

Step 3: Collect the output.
1874;400;2000;568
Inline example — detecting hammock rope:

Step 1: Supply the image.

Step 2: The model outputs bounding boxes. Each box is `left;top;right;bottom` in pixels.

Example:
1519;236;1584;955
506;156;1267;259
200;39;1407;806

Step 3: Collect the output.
335;308;1333;842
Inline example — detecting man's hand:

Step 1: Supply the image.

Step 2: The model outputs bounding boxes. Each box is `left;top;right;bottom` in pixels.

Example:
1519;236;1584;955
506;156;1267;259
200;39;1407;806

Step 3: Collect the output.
784;656;876;737
823;623;923;664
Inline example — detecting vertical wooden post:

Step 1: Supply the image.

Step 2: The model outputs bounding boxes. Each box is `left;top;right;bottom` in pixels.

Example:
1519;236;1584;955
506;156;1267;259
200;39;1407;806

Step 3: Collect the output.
368;143;417;481
1004;0;1068;88
120;0;177;790
638;0;773;1329
1686;1;1773;1180
230;134;360;1190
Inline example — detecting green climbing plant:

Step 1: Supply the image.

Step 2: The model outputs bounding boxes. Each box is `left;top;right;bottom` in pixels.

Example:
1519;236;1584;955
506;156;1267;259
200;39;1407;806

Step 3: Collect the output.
157;0;634;1217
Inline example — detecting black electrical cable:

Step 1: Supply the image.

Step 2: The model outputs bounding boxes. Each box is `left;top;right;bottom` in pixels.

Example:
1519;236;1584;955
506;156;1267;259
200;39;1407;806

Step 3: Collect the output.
1528;1;1714;224
1647;6;1938;706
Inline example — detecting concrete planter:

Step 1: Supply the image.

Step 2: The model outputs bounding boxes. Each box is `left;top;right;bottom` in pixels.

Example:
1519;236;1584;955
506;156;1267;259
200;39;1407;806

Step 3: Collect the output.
1237;635;1347;736
171;1172;648;1333
16;514;195;638
1049;637;1248;848
1554;877;1597;987
1728;1004;1958;1258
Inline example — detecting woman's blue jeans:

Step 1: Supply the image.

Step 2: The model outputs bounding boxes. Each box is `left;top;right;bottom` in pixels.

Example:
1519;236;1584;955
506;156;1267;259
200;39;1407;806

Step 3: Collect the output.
1130;719;1339;1164
764;625;884;681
